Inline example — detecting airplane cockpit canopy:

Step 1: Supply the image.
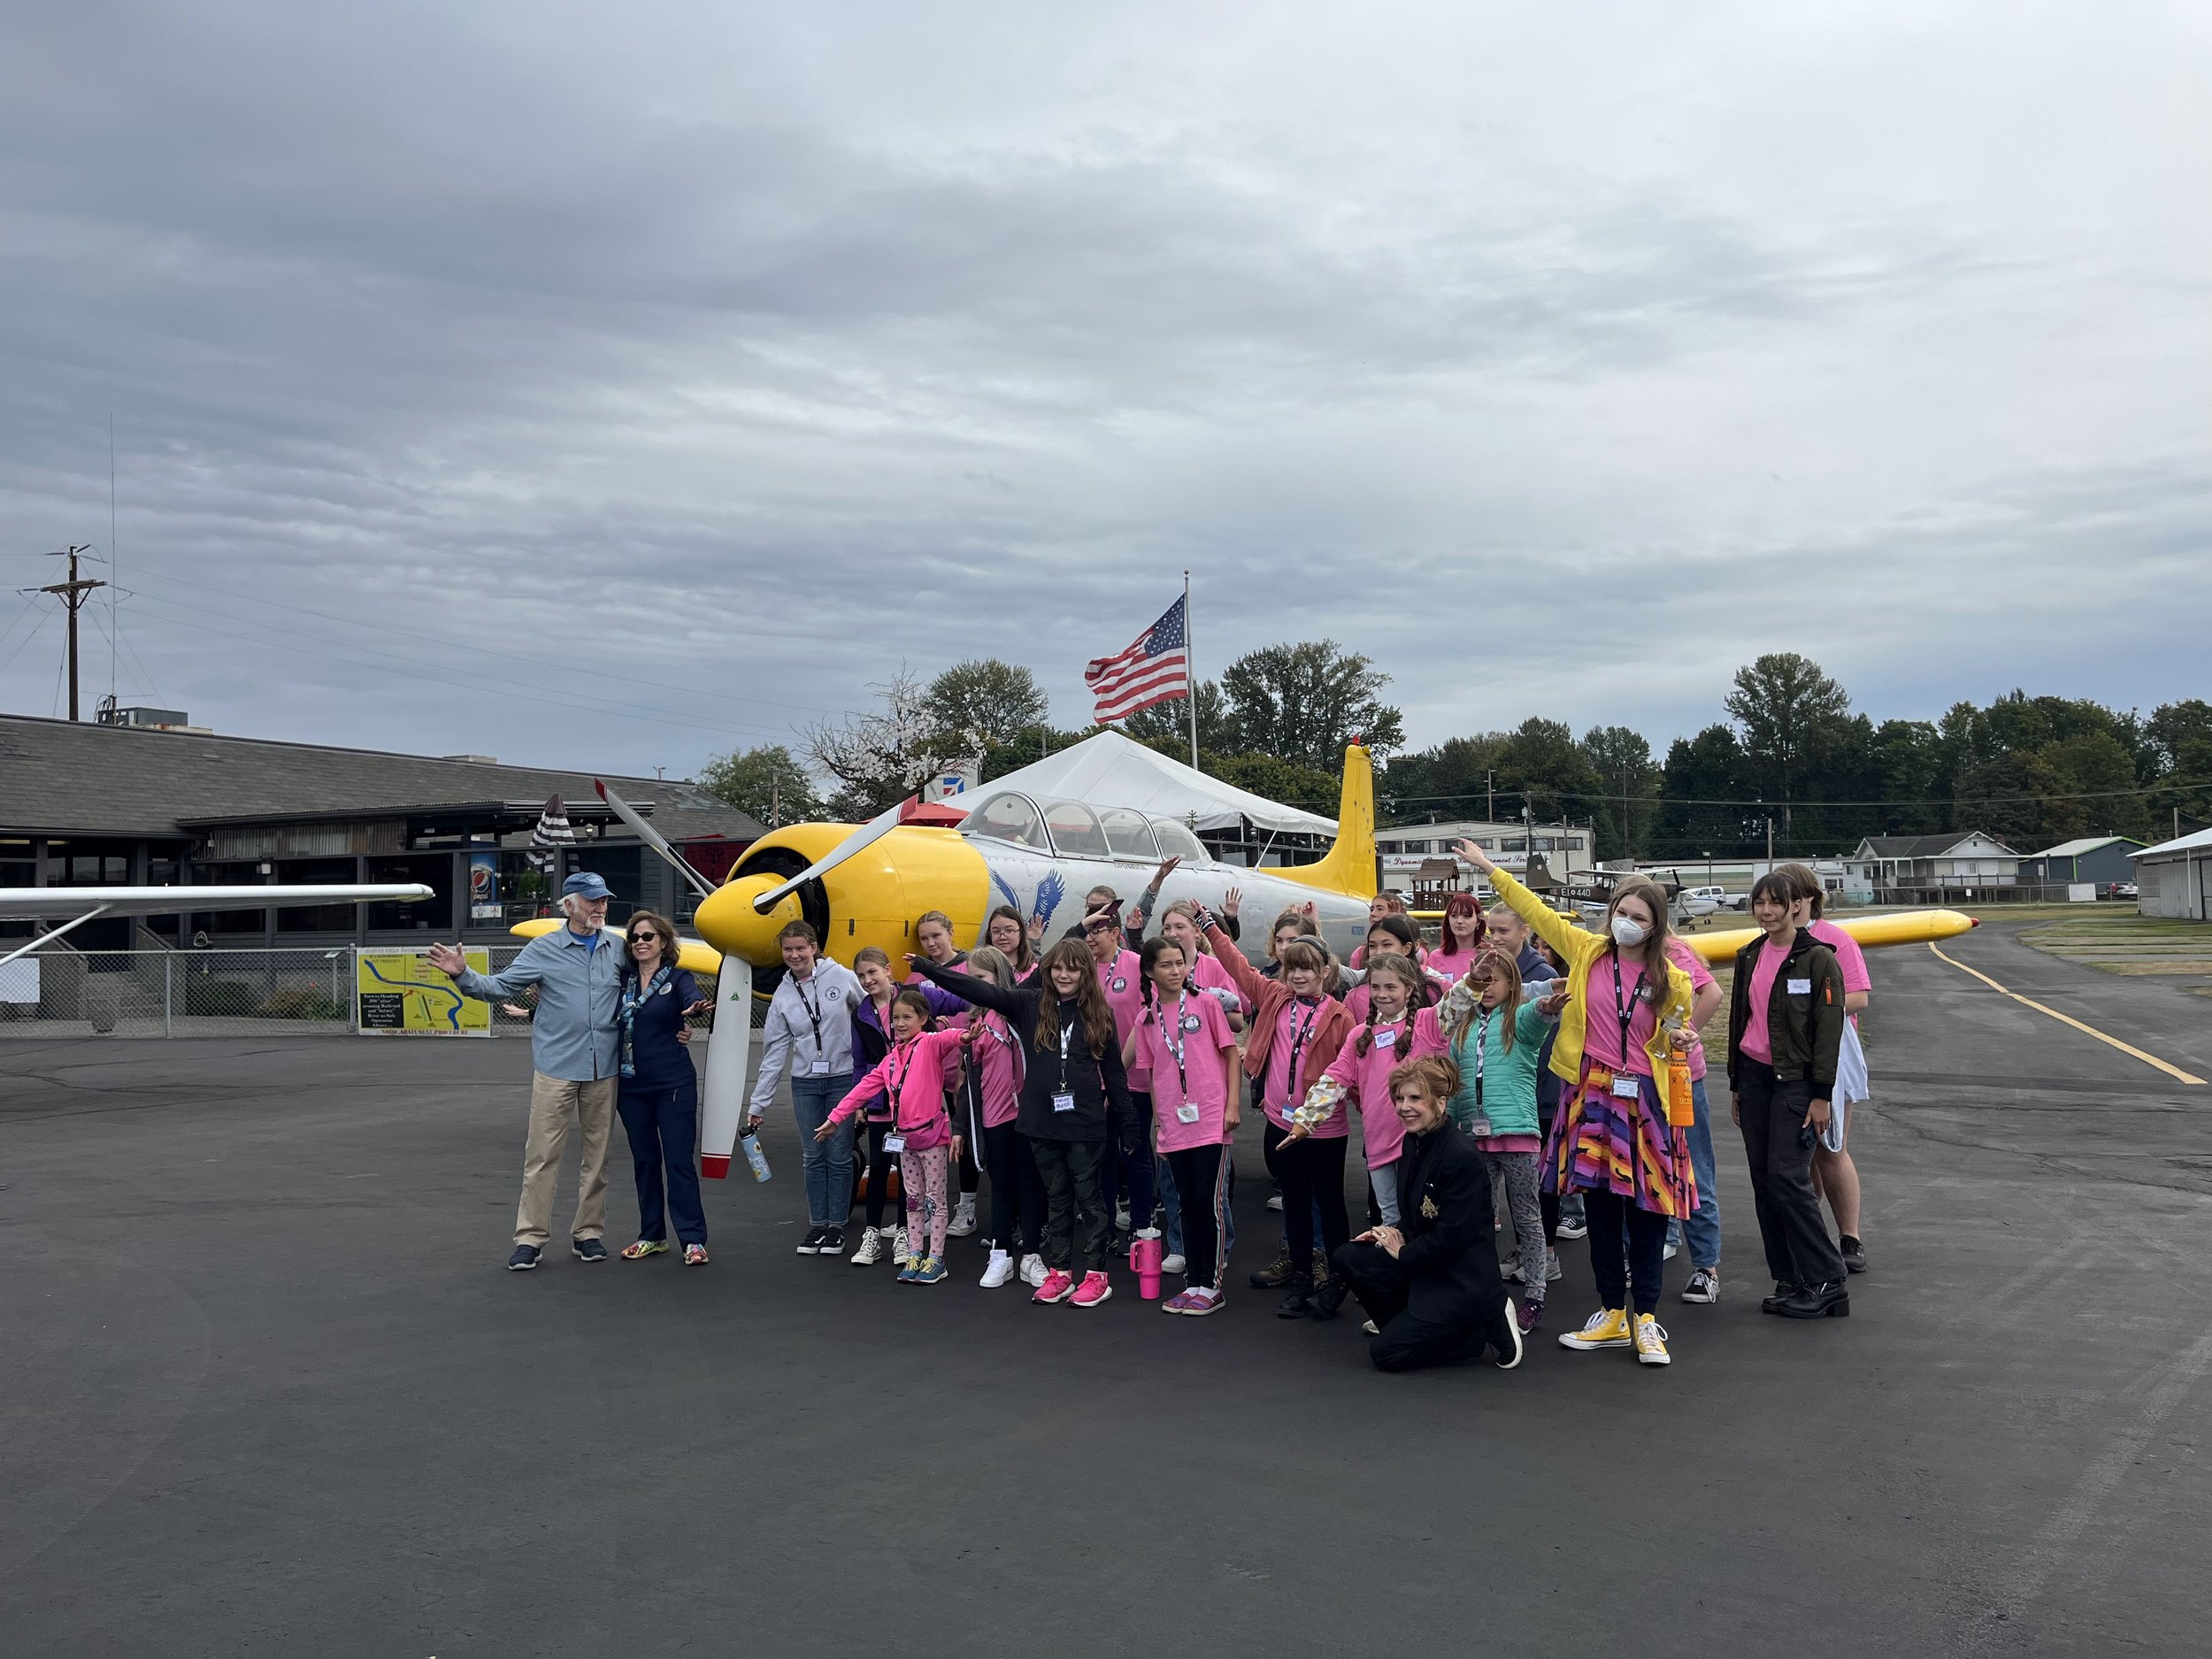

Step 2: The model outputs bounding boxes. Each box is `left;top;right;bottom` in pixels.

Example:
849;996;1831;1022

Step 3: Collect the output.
961;790;1210;865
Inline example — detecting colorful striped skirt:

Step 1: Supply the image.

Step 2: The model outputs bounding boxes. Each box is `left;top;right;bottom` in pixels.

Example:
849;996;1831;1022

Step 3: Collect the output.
1541;1063;1696;1219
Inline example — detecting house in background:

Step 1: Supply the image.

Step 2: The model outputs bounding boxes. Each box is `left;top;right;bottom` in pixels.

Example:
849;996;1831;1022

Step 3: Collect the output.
2019;835;2147;895
1844;831;2021;903
2132;828;2212;921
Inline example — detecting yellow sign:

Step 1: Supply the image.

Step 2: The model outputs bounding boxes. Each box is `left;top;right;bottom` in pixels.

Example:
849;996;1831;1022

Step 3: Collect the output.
356;949;492;1035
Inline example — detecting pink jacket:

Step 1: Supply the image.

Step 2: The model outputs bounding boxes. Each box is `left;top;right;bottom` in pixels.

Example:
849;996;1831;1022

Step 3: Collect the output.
830;1028;960;1149
962;1008;1025;1129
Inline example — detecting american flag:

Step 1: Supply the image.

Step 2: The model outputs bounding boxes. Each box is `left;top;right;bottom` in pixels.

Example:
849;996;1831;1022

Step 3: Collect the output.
1085;595;1190;723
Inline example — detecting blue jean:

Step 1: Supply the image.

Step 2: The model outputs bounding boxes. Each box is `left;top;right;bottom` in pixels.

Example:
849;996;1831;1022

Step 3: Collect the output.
791;1072;855;1230
618;1079;706;1247
1665;1078;1723;1270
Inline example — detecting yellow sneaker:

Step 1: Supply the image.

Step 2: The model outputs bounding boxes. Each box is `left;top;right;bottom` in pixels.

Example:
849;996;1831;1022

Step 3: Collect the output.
1634;1312;1671;1366
1558;1307;1633;1350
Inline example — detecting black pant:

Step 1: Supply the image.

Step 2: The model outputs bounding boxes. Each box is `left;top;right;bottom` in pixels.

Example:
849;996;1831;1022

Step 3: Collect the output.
1585;1188;1670;1314
1099;1092;1155;1232
956;1081;983;1199
1164;1143;1229;1289
1030;1136;1110;1271
617;1079;706;1247
983;1118;1044;1253
861;1120;907;1229
1331;1241;1508;1372
1737;1060;1847;1287
1265;1122;1349;1272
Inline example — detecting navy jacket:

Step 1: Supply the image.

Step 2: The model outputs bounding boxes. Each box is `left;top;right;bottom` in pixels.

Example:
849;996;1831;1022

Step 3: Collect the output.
619;967;701;1091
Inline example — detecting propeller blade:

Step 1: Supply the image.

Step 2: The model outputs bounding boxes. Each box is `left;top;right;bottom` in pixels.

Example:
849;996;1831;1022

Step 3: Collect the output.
698;964;754;1179
749;798;908;914
595;780;716;900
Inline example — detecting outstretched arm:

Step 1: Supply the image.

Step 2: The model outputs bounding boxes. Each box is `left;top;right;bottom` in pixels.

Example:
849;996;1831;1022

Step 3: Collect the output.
907;955;1024;1019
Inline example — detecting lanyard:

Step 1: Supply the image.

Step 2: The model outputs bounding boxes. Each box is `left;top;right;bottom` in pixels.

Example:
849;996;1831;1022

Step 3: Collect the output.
1160;989;1190;1097
1282;997;1317;1099
794;972;825;1055
618;964;670;1078
1609;949;1643;1069
1057;1007;1078;1092
1471;1004;1492;1109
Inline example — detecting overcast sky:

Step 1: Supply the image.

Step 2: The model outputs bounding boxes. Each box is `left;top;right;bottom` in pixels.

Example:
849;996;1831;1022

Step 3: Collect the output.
3;3;2207;784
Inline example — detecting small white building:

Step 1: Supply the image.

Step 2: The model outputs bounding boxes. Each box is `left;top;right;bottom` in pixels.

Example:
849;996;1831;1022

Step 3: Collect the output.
1378;818;1595;890
2131;828;2212;920
1845;831;2021;903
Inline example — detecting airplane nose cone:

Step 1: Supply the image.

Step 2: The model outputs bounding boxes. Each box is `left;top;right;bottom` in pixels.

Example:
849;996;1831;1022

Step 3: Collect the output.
693;874;804;969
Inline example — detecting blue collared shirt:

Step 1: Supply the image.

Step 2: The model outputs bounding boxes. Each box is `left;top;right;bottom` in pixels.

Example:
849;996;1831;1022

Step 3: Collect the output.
454;926;623;1081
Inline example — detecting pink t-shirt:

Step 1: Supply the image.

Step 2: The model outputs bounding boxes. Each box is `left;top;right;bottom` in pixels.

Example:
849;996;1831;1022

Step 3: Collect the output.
1136;990;1236;1154
1580;949;1663;1078
1263;995;1346;1136
1809;918;1871;996
964;1009;1025;1129
1318;1016;1415;1169
1424;945;1481;987
1662;938;1719;1081
1740;938;1790;1065
1095;949;1148;1088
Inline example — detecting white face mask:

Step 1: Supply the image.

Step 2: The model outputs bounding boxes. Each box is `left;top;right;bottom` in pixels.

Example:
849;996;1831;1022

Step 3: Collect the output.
1610;915;1649;949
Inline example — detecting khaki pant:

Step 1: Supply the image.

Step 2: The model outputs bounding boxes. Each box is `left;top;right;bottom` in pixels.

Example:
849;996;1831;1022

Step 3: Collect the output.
516;1072;618;1247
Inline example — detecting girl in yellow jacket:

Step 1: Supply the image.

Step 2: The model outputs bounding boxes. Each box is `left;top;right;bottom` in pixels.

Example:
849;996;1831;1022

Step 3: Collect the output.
1451;841;1696;1368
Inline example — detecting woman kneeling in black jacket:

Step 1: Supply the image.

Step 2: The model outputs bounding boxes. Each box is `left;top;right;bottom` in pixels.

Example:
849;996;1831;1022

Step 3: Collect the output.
910;939;1133;1309
1328;1055;1523;1372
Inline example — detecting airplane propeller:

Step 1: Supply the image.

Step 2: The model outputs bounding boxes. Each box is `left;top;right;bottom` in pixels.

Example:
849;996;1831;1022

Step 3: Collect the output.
747;798;910;915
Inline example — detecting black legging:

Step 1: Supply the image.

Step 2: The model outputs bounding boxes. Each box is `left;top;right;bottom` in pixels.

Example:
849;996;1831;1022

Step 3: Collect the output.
983;1118;1044;1253
956;1076;984;1199
1263;1121;1348;1273
1164;1143;1229;1290
860;1120;907;1230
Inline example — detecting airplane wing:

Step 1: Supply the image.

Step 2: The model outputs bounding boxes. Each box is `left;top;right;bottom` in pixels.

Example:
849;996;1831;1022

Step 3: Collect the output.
0;884;434;922
0;884;436;970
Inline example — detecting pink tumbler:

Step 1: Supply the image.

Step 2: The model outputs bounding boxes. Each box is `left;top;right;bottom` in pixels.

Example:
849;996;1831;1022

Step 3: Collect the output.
1131;1228;1164;1300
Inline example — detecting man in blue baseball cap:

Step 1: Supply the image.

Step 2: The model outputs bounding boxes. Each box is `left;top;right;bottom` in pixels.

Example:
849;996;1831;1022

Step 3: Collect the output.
429;872;626;1270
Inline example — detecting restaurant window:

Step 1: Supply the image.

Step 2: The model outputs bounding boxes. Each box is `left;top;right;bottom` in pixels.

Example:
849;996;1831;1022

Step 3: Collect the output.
275;857;361;933
367;854;453;931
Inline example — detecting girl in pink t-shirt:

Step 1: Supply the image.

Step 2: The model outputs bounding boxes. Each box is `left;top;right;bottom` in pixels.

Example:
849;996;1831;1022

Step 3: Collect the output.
1423;893;1489;987
1788;870;1874;1273
1125;936;1240;1313
1299;955;1430;1255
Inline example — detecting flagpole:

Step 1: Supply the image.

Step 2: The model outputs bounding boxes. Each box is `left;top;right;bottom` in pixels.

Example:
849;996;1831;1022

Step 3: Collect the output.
1183;570;1199;771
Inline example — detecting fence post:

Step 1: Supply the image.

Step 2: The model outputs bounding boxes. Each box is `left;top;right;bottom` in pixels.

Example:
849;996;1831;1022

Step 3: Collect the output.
349;948;360;1033
163;952;173;1038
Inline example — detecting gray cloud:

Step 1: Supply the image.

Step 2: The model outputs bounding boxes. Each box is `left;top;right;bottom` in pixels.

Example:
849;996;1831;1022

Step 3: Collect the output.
2;2;2206;784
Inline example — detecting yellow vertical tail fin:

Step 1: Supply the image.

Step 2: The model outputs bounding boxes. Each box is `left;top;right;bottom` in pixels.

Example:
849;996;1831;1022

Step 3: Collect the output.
1272;744;1376;900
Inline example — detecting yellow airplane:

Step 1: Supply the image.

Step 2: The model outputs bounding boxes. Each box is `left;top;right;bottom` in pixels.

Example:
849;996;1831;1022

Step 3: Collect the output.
516;749;1972;1175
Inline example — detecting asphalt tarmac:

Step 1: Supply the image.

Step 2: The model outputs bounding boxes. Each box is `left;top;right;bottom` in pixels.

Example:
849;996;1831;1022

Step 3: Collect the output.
4;919;2208;1656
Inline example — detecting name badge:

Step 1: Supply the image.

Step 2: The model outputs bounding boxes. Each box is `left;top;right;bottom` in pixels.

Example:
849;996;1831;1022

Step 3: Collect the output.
1374;1028;1397;1048
1469;1113;1492;1137
1051;1091;1077;1113
1177;1102;1202;1125
1786;978;1813;995
882;1133;906;1153
809;1058;831;1075
1609;1074;1640;1100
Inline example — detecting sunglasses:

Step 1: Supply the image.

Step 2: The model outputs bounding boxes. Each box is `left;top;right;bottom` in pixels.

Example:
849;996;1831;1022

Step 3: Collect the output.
629;931;660;943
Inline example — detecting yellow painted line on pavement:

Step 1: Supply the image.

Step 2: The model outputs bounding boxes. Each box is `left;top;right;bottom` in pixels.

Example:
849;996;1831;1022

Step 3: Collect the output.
1926;942;2206;1087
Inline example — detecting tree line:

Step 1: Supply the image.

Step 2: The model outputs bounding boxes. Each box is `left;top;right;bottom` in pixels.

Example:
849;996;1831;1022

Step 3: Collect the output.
698;644;2212;859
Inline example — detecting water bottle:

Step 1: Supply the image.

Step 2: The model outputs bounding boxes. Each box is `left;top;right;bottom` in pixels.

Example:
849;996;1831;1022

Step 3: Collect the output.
741;1130;772;1183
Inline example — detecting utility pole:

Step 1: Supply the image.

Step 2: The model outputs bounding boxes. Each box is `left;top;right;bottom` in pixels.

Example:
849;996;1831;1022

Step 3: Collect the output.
1766;815;1775;870
38;546;107;721
1486;769;1496;823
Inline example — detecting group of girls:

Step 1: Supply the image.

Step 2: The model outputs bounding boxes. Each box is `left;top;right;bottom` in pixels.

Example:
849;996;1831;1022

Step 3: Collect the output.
796;853;1874;1361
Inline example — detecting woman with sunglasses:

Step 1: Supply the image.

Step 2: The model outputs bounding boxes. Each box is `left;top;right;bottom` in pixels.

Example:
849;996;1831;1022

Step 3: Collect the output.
614;910;712;1265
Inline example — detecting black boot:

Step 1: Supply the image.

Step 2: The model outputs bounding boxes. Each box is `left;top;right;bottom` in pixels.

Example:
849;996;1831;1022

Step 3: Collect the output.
1248;1248;1295;1289
1276;1271;1315;1317
1760;1281;1802;1316
1309;1271;1348;1320
1776;1280;1849;1318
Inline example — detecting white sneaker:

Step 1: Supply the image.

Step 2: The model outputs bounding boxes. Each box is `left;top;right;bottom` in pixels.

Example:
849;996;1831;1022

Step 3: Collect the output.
949;1196;978;1237
850;1228;884;1267
1266;1194;1284;1212
979;1248;1014;1287
1115;1204;1132;1232
1161;1253;1187;1275
1545;1248;1563;1283
1019;1252;1048;1287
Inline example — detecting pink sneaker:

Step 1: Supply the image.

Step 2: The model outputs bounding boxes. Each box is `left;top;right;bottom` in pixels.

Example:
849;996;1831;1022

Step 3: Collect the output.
1032;1269;1076;1304
1071;1270;1114;1308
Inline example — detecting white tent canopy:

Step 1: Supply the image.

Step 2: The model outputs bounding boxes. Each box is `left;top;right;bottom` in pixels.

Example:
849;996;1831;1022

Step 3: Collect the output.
977;731;1336;838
